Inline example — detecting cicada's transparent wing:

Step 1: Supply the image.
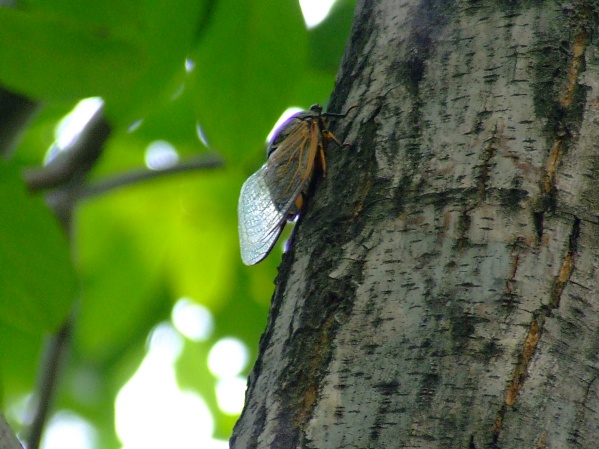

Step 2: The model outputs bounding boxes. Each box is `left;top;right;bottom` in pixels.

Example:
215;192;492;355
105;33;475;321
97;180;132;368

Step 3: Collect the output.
238;165;288;265
238;114;322;265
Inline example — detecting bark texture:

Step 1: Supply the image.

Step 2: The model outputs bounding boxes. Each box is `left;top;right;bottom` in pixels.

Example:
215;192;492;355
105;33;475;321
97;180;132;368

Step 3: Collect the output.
232;1;599;447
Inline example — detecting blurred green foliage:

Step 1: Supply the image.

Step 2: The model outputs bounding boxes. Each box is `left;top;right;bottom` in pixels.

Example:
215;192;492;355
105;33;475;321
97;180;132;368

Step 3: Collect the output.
0;0;354;444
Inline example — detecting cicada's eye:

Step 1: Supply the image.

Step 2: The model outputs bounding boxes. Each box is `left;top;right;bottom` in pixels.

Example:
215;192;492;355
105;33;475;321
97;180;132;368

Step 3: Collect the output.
309;104;323;114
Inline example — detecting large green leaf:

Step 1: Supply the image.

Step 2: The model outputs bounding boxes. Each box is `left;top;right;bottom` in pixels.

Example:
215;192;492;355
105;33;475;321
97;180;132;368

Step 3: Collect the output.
0;161;76;333
0;0;207;122
0;7;146;103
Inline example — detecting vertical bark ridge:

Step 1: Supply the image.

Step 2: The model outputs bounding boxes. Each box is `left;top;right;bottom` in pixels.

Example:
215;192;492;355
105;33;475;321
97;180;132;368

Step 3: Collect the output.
503;238;524;308
477;120;502;202
492;216;580;445
559;30;589;109
294;313;336;429
538;26;589;223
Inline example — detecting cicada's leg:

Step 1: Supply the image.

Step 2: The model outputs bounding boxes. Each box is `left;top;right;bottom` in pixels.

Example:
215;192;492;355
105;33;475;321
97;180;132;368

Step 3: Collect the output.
320;104;358;150
318;142;327;177
322;129;352;150
323;104;358;119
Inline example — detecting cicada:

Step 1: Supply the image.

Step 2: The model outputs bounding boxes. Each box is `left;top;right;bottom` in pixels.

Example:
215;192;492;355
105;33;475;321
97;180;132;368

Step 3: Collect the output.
238;104;354;265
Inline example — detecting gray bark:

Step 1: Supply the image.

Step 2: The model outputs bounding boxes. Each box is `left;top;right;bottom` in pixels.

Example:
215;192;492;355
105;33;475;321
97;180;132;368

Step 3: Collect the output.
231;0;599;447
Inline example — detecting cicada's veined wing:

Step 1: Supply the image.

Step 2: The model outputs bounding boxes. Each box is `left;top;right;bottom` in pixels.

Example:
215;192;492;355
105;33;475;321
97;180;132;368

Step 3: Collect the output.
238;165;287;265
238;113;322;265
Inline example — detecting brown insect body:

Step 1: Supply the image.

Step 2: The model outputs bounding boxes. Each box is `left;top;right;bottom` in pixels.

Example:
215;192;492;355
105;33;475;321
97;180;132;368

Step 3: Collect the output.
238;104;351;265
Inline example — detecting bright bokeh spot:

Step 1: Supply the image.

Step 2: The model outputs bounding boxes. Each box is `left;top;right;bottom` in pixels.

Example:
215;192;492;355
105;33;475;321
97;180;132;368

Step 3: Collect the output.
207;338;249;415
55;97;104;149
208;337;249;378
146;322;184;358
299;0;337;28
171;297;214;342
215;377;247;415
144;140;179;170
207;338;249;378
185;58;196;72
41;410;97;449
115;323;227;449
266;107;303;143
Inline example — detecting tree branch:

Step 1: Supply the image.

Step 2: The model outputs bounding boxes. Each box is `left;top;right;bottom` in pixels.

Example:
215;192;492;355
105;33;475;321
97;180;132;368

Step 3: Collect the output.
77;153;224;200
26;320;72;449
23;108;111;192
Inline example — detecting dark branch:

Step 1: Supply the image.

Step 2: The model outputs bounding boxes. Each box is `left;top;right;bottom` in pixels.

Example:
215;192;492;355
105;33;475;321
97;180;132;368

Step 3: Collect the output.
23;108;111;192
78;153;224;200
26;319;72;449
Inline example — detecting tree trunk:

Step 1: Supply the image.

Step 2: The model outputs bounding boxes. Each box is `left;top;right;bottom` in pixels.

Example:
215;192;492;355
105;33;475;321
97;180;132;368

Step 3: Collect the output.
231;1;599;447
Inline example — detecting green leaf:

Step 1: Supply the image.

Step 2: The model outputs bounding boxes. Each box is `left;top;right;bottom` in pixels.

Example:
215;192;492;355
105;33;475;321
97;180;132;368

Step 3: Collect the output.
0;7;146;102
0;161;76;333
0;322;43;407
0;0;207;122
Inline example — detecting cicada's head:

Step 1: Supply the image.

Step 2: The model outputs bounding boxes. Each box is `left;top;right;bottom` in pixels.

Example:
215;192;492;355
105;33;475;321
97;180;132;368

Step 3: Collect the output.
309;104;323;114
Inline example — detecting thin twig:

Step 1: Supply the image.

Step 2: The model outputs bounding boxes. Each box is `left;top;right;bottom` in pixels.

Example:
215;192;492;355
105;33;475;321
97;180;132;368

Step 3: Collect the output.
26;319;72;449
77;153;224;200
